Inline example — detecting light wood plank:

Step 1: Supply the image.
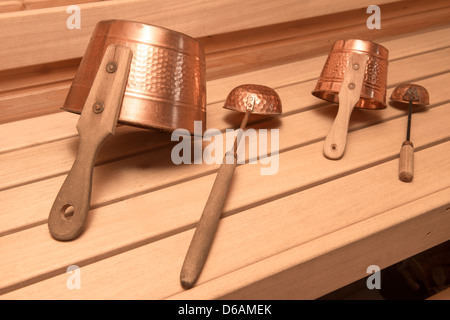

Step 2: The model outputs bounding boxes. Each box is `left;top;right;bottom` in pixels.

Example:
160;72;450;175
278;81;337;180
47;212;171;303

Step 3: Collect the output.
427;287;450;300
22;1;105;10
172;188;450;300
0;103;448;294
1;24;449;129
1;71;449;236
0;112;78;154
0;1;23;13
1;47;449;192
2;141;449;299
0;0;400;71
205;5;450;79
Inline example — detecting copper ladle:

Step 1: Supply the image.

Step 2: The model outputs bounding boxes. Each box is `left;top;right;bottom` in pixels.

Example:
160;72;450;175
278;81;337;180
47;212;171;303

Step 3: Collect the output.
180;84;282;289
390;84;430;182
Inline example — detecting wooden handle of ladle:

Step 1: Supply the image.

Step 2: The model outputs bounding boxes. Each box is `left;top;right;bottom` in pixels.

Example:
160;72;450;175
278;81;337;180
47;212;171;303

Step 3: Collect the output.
399;141;414;182
180;110;251;289
48;45;133;241
323;53;368;160
180;157;238;288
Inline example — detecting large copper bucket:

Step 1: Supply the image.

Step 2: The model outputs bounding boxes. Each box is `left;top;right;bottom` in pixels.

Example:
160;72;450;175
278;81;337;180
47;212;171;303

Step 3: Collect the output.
63;19;206;133
48;20;206;241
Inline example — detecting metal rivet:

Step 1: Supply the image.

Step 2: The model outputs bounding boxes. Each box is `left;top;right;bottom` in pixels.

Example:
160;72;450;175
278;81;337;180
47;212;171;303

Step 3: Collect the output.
352;63;360;70
348;83;356;90
106;62;117;73
93;101;104;114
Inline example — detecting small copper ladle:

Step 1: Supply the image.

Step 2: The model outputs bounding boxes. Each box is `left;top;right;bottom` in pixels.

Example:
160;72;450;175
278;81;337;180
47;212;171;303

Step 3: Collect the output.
390;84;430;182
180;84;282;289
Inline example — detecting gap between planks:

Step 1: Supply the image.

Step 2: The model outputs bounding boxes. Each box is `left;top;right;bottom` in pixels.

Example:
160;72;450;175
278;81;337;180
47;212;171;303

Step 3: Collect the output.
0;102;449;294
0;70;449;237
1;141;449;299
2;28;450;153
1;47;449;193
2;17;450;124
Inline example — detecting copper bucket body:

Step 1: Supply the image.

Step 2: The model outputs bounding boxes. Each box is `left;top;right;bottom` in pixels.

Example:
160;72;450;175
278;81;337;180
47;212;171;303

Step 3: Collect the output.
63;20;207;134
312;39;389;110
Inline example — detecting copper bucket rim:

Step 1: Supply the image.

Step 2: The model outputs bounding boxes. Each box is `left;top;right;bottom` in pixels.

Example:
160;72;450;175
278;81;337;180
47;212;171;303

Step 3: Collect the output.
92;19;205;55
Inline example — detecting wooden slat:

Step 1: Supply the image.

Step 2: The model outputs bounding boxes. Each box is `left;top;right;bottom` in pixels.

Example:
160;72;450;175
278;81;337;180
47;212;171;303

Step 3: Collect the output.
22;1;105;10
2;141;448;298
1;46;449;193
172;188;450;300
0;100;449;294
0;1;23;13
2;22;450;125
204;2;450;79
200;0;450;55
0;0;400;71
427;287;450;300
0;112;78;154
1;67;449;236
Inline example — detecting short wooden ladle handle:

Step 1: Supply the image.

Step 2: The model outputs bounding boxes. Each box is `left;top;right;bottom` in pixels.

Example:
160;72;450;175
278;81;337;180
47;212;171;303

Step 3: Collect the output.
323;53;368;160
48;45;132;241
399;141;414;182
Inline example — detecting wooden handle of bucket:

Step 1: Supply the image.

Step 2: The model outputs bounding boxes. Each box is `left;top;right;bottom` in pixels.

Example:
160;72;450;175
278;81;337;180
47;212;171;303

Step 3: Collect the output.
48;45;132;241
399;141;414;182
323;53;368;160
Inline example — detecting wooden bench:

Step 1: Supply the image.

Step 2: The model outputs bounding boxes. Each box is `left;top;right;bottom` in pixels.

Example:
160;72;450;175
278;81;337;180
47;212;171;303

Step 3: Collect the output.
0;0;449;299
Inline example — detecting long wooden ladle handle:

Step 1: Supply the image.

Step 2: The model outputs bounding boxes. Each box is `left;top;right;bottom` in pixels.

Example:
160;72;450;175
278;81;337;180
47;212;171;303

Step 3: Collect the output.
323;53;368;160
180;109;251;289
48;45;133;241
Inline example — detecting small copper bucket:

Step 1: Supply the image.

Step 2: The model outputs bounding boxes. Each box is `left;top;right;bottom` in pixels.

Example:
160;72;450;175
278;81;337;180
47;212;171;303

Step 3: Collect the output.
63;19;206;133
48;20;206;241
312;39;389;159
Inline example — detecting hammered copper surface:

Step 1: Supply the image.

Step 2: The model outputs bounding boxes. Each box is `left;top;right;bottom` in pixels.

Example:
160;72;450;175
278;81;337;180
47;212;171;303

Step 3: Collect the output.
223;84;282;115
390;83;430;105
312;39;389;109
63;20;206;134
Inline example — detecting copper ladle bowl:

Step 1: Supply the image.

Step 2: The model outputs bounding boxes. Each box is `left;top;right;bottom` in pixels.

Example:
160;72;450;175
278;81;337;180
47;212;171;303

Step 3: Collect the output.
223;84;282;115
312;39;389;110
390;83;430;106
63;19;206;134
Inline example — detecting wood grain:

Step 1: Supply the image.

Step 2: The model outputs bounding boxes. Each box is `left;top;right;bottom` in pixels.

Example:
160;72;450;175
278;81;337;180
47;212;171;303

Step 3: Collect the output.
1;4;449;300
2;141;448;298
0;101;449;294
1;69;449;238
0;0;399;71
